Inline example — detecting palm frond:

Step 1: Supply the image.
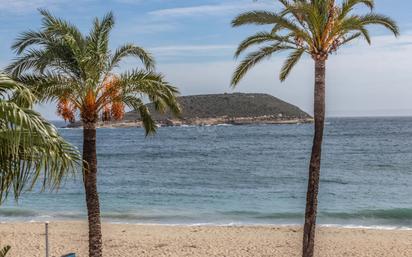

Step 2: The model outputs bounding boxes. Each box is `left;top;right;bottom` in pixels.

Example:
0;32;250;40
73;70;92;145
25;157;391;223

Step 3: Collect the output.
232;11;310;41
358;26;371;44
87;12;115;71
15;72;77;104
233;11;289;26
341;32;362;45
122;96;157;136
0;75;80;204
108;44;155;71
340;0;375;18
38;9;85;52
359;14;400;37
280;48;305;81
119;70;181;116
231;44;294;86
234;32;287;58
12;30;50;55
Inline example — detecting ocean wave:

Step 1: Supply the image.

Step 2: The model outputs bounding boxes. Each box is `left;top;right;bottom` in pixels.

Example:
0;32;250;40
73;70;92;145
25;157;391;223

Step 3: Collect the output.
320;224;412;231
215;124;233;126
0;208;39;217
320;178;349;185
101;212;195;221
219;209;412;221
219;210;303;219
321;208;412;220
2;208;412;227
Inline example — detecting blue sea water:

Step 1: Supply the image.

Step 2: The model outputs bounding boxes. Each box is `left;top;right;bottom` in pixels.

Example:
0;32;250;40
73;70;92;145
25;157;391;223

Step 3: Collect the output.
1;117;412;228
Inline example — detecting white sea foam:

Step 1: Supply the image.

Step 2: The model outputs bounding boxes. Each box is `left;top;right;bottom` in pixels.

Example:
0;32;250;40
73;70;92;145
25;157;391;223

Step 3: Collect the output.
320;224;412;231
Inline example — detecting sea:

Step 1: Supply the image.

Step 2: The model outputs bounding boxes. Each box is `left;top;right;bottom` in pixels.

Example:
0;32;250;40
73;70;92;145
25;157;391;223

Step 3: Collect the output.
1;117;412;229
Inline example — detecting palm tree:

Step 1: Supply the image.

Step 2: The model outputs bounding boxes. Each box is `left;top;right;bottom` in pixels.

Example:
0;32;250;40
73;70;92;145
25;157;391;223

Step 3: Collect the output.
0;74;79;204
231;1;398;257
7;10;180;257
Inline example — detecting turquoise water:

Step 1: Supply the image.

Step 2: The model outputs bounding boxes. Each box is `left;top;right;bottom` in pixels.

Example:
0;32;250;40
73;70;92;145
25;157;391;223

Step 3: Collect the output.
1;117;412;228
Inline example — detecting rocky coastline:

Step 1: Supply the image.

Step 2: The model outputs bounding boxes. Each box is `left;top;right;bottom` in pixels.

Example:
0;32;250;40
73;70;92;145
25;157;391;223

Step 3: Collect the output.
67;116;313;128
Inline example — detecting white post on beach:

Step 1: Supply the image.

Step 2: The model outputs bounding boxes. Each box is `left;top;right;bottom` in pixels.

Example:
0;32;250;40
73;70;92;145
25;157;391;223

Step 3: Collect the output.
45;221;49;257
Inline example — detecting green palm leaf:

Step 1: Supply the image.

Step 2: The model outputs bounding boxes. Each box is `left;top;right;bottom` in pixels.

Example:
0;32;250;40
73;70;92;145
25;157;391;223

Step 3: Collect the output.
359;14;400;36
235;32;282;58
280;48;305;81
0;74;80;204
109;43;155;71
231;44;294;86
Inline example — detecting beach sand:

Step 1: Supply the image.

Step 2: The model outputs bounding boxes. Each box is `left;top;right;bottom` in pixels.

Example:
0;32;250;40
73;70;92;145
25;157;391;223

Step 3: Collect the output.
1;222;411;257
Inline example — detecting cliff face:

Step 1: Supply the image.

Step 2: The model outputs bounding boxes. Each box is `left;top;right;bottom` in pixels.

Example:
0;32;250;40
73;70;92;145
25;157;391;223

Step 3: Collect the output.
123;93;312;126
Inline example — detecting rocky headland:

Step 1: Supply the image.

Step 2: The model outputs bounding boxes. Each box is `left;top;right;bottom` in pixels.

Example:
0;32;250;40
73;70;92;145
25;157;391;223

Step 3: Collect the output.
68;93;313;128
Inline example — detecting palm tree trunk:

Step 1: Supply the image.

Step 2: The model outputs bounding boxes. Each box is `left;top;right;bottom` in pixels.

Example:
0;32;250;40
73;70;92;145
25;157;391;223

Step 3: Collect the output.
82;122;103;257
302;59;326;257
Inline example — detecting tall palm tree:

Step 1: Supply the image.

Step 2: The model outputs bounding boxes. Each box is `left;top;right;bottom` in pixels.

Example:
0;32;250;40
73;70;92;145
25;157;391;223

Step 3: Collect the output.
0;74;79;204
7;10;180;257
231;1;398;257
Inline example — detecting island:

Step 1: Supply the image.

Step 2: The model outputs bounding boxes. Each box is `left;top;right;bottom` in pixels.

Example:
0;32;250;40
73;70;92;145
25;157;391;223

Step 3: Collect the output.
68;93;313;128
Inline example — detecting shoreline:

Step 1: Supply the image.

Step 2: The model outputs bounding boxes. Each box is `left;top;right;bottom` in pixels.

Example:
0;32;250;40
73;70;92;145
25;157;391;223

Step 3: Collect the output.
1;219;411;231
66;117;314;128
1;222;411;257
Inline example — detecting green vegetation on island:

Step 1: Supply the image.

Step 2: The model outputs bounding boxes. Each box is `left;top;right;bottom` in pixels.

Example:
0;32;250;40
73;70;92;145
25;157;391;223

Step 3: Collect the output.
125;92;312;126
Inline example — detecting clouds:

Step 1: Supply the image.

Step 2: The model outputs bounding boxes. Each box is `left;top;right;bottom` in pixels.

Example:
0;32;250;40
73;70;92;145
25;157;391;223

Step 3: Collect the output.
0;0;61;13
149;3;259;17
125;21;178;35
150;44;236;57
0;0;97;14
122;1;272;37
148;1;273;18
149;4;237;17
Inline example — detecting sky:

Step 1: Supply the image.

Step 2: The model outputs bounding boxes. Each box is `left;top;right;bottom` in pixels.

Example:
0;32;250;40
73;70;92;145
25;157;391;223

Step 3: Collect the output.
1;0;411;119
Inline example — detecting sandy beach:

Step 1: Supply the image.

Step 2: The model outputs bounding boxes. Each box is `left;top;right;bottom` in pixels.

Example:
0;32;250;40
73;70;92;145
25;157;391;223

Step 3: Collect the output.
0;222;411;257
